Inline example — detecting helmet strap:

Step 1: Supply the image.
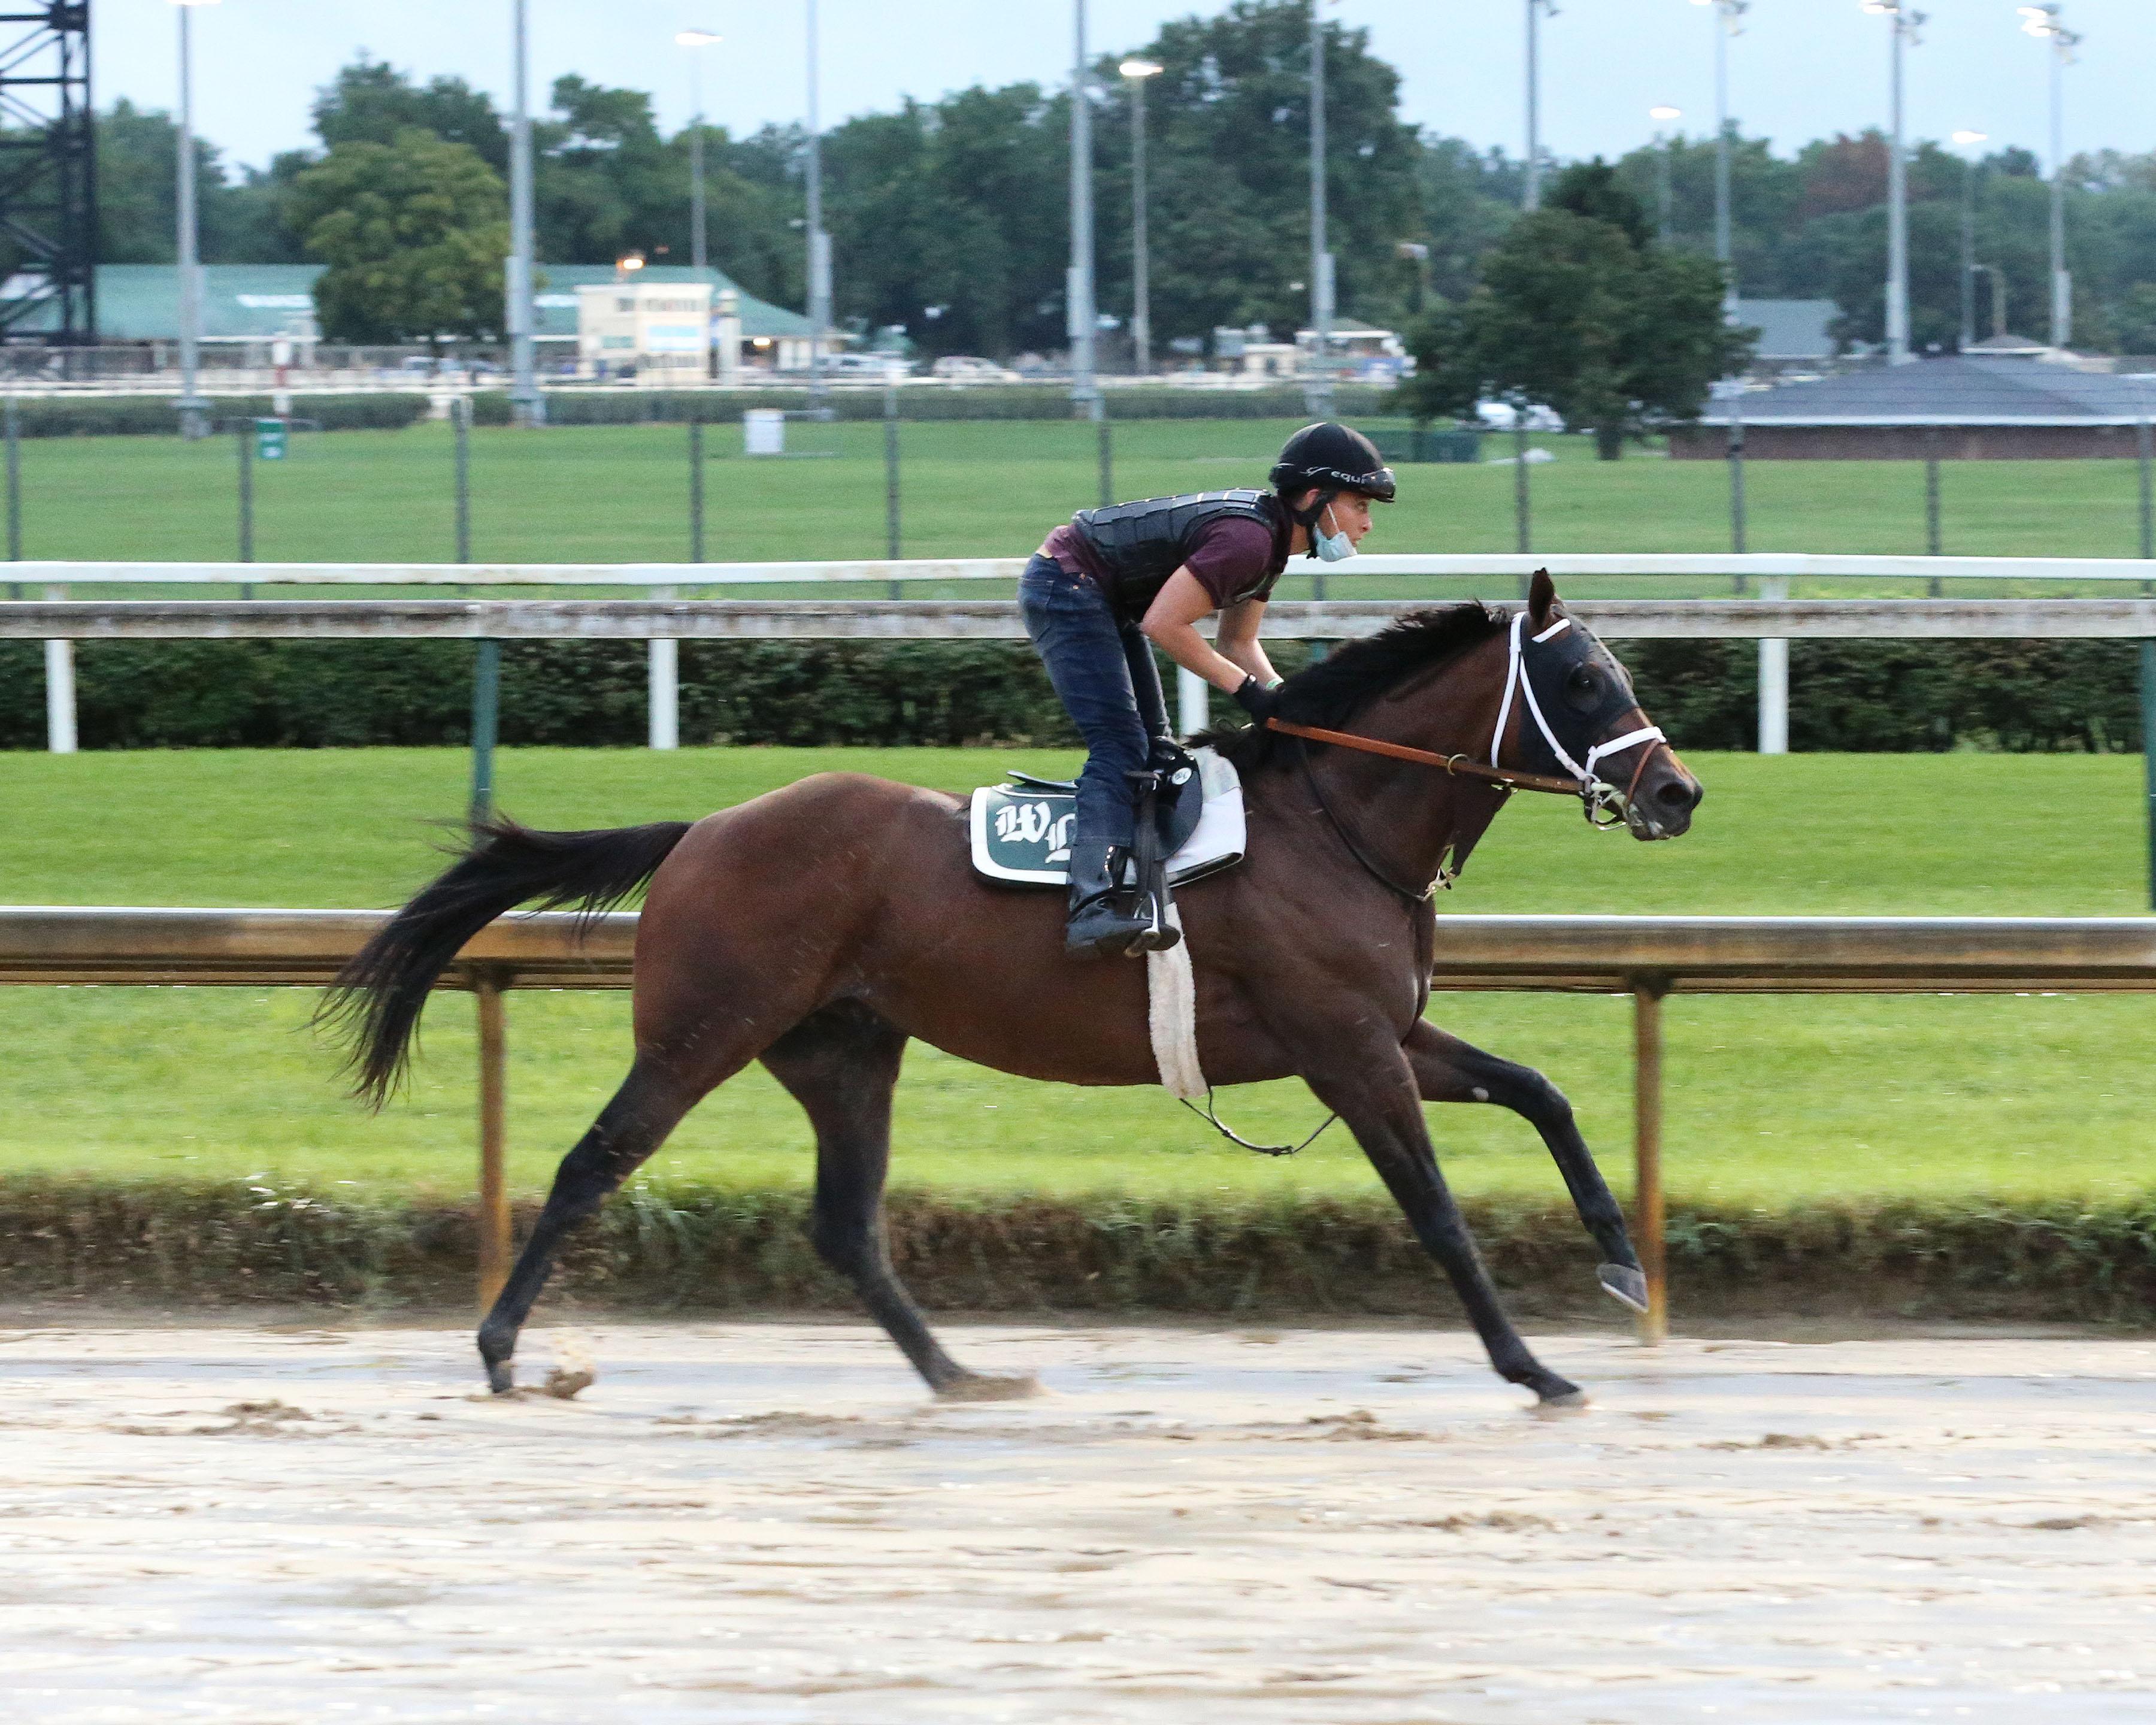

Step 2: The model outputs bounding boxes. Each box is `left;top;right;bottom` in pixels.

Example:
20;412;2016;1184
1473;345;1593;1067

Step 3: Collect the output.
1293;488;1340;559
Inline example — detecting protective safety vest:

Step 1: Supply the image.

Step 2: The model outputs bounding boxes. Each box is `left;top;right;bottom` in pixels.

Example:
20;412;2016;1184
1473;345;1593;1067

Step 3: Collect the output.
1068;489;1288;618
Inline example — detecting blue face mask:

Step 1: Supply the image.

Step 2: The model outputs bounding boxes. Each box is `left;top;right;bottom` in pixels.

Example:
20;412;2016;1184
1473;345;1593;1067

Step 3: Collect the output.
1313;503;1357;562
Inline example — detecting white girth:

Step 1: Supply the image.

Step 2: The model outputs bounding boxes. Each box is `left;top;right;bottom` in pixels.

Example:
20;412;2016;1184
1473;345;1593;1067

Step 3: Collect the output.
1489;611;1666;789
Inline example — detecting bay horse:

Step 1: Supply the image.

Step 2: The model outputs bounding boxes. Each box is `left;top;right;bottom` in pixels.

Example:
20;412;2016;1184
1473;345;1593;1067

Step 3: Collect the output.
323;573;1701;1408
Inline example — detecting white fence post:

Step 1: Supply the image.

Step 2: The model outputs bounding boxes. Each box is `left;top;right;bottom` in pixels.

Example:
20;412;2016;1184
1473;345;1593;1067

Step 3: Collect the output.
648;585;678;750
43;583;75;754
1177;665;1208;739
1757;576;1788;755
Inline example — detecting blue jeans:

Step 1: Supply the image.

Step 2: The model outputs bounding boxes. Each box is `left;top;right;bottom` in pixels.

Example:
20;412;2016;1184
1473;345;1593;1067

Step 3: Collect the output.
1019;553;1170;848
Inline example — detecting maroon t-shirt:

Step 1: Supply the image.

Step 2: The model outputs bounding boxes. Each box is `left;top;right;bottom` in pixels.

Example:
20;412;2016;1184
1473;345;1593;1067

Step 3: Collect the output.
1041;516;1282;612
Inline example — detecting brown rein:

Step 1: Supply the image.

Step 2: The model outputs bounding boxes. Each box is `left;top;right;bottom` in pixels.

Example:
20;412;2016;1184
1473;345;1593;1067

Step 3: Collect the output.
1263;719;1585;798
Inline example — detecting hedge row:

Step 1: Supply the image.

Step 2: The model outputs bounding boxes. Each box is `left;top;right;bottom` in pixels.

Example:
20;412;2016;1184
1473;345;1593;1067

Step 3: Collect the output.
0;385;1383;440
7;1179;2154;1323
5;392;434;438
0;635;2142;753
474;383;1394;426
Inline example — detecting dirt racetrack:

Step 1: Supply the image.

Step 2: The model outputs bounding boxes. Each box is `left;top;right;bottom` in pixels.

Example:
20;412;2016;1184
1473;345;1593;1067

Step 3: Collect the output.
3;1316;2153;1724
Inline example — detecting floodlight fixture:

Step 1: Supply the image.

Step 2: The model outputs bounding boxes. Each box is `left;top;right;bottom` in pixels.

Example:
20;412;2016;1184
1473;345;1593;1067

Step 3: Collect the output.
1650;105;1682;121
1119;57;1163;79
1952;129;1988;146
675;29;721;47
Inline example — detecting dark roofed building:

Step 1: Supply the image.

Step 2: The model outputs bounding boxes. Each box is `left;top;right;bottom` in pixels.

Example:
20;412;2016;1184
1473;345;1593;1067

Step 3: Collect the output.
1671;350;2156;459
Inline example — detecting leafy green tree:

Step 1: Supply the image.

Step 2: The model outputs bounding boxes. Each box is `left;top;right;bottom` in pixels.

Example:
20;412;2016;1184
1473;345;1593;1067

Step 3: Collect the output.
1396;164;1746;458
1415;138;1524;304
311;60;507;174
1093;0;1424;347
2111;285;2156;355
287;129;508;344
91;98;291;265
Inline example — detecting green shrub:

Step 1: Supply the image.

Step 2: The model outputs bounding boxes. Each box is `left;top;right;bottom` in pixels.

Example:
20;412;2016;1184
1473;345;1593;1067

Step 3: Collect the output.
5;393;434;438
0;634;2142;753
477;383;1395;426
4;1178;2152;1321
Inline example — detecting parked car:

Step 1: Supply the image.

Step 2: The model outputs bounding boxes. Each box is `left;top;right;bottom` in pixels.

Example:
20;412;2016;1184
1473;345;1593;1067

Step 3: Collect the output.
931;355;1022;383
825;351;907;378
1473;399;1566;432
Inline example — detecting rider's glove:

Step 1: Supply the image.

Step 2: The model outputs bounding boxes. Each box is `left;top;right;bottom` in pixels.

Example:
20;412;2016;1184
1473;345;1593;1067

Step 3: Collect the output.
1232;675;1284;727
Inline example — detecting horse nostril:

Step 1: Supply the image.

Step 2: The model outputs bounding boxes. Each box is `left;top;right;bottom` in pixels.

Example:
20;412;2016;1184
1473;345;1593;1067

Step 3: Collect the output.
1657;777;1701;812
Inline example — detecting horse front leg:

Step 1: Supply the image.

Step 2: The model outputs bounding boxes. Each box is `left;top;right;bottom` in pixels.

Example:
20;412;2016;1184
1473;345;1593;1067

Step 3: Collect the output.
1403;1019;1648;1315
1301;1036;1584;1407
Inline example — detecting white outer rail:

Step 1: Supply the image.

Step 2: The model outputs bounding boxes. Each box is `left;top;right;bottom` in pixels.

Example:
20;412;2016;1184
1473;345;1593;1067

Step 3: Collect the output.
13;556;2156;756
10;552;2156;585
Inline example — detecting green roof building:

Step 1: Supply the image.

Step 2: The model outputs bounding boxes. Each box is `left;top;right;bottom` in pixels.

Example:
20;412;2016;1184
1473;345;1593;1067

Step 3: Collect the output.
8;263;810;347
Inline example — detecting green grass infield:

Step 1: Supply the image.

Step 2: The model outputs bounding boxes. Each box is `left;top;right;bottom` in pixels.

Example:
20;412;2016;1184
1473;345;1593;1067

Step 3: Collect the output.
1;746;2149;1225
10;417;2156;595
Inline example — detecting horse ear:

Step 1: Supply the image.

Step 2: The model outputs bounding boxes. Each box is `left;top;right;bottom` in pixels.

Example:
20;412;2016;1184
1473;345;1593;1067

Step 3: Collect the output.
1528;568;1560;628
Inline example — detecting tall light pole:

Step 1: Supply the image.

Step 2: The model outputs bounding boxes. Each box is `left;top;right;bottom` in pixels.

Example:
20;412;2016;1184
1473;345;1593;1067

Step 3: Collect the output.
1951;129;1987;352
1307;1;1333;418
805;0;830;402
1649;105;1682;244
1863;1;1924;367
1068;1;1097;410
1523;0;1557;211
1119;58;1162;377
172;0;218;440
676;30;721;276
1691;1;1746;316
507;0;542;426
2019;5;2081;350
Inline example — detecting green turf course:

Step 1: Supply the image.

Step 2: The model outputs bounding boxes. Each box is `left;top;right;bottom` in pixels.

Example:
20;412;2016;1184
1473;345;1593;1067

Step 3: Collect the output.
1;745;2148;1213
13;417;2156;599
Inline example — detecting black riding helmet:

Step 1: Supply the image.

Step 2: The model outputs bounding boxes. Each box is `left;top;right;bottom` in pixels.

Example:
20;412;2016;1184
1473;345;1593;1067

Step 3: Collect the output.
1268;422;1397;556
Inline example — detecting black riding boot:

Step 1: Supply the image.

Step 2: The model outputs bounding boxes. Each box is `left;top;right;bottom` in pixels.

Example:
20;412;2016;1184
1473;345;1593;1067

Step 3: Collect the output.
1064;838;1157;959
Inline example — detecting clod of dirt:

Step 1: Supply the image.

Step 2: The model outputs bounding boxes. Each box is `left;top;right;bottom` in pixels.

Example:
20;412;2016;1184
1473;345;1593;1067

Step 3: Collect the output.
1705;1432;1831;1451
207;1400;319;1435
533;1340;596;1400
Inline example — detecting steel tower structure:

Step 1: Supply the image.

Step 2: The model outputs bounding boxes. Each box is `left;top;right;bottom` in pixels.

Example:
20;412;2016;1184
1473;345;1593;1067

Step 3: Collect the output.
0;3;94;343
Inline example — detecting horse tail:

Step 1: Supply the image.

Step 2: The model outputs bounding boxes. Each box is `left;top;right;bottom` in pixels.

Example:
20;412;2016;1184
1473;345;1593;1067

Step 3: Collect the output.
319;815;693;1109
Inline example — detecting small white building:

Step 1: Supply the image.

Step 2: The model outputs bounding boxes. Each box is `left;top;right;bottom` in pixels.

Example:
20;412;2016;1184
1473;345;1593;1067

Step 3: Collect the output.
576;279;713;385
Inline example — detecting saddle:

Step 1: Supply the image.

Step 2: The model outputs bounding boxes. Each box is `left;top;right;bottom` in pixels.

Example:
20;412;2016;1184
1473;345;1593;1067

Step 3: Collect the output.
968;746;1247;888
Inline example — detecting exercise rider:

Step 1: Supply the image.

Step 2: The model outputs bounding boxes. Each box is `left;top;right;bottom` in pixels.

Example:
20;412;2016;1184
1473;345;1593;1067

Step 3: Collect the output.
1019;421;1396;958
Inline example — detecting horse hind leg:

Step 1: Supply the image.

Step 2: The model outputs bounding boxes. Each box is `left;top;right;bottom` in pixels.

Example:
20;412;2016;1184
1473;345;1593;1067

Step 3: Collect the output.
762;1001;1036;1401
477;1057;699;1394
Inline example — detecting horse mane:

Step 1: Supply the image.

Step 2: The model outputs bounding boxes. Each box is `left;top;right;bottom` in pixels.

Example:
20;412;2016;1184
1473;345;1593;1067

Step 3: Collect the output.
1194;601;1508;770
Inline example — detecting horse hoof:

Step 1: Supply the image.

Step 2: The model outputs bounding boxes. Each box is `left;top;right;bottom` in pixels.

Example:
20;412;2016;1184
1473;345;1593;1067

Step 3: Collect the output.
934;1370;1041;1403
1598;1263;1651;1314
1533;1382;1590;1414
486;1361;516;1396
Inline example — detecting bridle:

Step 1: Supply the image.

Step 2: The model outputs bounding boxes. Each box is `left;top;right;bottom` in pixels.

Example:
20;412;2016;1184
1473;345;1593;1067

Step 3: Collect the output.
1486;610;1670;828
1265;607;1676;897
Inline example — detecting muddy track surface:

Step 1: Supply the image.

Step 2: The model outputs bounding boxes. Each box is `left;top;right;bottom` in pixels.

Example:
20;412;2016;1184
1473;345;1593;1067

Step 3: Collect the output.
2;1319;2152;1723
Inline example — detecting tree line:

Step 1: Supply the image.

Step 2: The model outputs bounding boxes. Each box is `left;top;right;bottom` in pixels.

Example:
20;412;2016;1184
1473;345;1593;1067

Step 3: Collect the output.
82;0;2156;358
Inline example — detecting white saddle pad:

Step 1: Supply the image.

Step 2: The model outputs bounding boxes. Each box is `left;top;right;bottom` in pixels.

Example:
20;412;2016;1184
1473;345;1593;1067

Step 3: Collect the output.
967;748;1246;888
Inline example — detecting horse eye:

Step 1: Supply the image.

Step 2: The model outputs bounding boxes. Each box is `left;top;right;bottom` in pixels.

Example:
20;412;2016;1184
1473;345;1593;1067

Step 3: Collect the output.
1564;665;1598;707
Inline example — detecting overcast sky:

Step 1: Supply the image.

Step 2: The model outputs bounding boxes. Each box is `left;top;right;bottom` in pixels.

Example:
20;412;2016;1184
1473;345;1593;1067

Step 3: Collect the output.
95;1;2156;176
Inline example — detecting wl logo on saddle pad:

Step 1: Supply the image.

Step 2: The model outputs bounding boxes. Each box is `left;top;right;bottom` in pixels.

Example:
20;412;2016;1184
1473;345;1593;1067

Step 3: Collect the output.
967;748;1247;888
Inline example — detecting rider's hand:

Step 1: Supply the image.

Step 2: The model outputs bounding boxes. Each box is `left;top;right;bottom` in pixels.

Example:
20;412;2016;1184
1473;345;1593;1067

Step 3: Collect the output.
1232;675;1284;727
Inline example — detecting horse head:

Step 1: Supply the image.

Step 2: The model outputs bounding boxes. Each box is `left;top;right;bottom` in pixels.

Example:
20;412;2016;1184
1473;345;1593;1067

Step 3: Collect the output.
1507;570;1703;840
